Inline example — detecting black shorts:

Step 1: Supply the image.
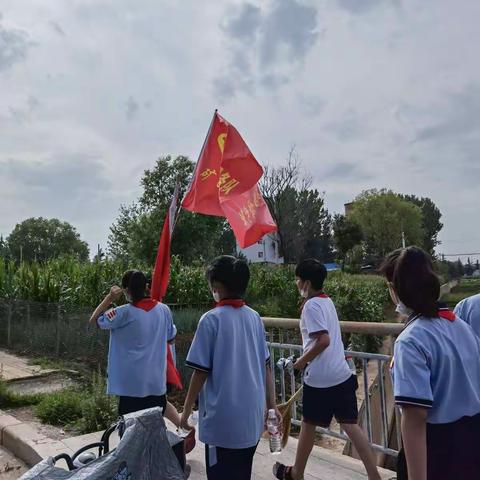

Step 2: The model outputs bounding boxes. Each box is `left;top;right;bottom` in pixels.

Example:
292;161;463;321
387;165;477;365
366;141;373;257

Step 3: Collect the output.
397;413;480;480
118;394;167;416
302;375;358;427
205;444;257;480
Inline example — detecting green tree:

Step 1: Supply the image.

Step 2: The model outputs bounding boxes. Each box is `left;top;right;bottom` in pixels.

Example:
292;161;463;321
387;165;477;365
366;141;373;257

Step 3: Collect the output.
332;214;363;265
7;218;89;263
108;155;235;265
261;148;333;263
457;259;465;277
465;258;474;276
349;189;424;260
401;195;443;255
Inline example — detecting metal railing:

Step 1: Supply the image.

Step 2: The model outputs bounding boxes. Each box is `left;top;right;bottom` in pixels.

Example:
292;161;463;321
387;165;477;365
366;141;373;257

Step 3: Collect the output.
267;337;400;458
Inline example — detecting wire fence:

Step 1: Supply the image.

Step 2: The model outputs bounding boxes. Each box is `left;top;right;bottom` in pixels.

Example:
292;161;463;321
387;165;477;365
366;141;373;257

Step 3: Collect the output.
0;300;207;380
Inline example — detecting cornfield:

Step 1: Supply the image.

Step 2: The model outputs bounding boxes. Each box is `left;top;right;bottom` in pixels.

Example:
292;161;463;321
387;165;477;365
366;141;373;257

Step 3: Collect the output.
0;256;390;323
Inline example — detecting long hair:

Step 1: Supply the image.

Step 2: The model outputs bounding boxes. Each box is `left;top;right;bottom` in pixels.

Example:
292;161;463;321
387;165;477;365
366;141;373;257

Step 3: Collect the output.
121;270;147;303
379;246;440;318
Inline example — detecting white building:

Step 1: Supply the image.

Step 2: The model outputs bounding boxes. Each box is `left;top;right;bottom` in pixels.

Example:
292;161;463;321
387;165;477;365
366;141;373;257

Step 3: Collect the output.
237;233;284;264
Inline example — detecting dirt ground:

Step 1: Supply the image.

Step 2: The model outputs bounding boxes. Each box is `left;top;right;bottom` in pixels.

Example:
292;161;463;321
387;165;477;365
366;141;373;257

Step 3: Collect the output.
0;446;27;479
3;406;72;441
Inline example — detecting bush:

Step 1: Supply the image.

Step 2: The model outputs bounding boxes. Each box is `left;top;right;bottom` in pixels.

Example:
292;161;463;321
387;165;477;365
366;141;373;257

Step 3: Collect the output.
35;373;117;433
77;371;117;434
36;390;84;426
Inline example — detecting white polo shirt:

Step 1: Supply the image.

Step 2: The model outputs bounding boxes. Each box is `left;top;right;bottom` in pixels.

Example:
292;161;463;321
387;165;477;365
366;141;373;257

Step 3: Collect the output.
300;295;352;388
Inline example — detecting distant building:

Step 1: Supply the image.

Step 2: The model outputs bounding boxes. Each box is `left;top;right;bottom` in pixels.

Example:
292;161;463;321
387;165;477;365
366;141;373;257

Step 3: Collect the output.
344;202;355;216
237;233;284;264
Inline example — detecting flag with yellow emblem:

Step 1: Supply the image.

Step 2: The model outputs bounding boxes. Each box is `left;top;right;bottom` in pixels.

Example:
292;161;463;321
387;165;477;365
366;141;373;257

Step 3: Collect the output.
182;111;277;247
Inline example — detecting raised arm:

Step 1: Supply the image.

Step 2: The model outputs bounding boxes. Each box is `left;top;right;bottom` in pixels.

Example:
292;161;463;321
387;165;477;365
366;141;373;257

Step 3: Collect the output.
89;286;123;325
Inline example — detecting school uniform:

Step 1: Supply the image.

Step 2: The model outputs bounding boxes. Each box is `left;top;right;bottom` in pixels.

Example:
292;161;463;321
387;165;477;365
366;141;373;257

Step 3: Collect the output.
454;293;480;338
300;295;358;427
186;300;270;480
97;298;177;415
392;309;480;479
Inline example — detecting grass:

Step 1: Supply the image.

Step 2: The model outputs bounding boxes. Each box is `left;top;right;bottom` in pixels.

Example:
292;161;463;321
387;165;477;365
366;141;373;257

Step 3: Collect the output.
0;378;44;409
442;278;480;308
35;371;118;434
36;389;84;426
27;357;78;372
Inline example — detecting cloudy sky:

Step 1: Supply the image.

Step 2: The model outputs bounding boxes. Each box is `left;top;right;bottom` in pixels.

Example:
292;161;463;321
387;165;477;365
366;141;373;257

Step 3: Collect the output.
1;0;479;261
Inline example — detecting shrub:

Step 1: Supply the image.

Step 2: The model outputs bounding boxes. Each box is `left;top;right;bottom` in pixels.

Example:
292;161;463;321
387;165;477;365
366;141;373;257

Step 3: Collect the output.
77;371;117;434
36;390;84;426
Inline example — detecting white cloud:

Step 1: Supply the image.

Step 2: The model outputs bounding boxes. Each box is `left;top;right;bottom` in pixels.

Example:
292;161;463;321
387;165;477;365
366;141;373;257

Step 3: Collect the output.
0;0;479;261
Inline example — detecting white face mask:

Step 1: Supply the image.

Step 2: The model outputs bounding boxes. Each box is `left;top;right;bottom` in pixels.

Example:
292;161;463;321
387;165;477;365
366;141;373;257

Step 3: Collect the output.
212;291;221;303
301;288;309;299
396;301;413;317
124;292;132;303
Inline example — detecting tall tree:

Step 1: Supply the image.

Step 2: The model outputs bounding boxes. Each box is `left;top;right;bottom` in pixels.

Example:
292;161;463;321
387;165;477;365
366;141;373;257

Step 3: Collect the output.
332;214;363;264
349;189;424;260
401;195;443;255
108;155;236;265
261;148;333;263
7;218;89;262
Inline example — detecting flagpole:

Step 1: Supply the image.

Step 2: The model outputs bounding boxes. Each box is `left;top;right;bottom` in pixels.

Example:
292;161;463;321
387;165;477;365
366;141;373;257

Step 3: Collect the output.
180;109;217;205
175;109;218;228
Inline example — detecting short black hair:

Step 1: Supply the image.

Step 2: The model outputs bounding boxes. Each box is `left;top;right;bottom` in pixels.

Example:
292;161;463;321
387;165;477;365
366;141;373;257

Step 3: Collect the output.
295;259;327;290
121;270;147;303
379;246;440;318
206;255;250;297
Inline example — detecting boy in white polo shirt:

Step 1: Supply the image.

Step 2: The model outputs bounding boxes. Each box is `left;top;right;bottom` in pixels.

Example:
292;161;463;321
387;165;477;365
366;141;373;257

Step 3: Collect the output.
273;259;380;480
180;255;280;480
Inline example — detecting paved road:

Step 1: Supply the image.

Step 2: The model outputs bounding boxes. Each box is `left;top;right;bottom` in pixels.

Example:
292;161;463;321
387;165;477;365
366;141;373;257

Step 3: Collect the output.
0;446;27;479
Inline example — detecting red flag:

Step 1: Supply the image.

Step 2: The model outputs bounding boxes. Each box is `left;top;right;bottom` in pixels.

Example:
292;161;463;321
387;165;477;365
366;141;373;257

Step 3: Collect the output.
182;111;277;248
151;186;178;301
220;185;277;248
151;186;183;390
182;112;263;215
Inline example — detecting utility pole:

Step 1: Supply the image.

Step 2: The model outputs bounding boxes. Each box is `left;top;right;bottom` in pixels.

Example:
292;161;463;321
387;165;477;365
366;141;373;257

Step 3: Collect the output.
401;221;406;249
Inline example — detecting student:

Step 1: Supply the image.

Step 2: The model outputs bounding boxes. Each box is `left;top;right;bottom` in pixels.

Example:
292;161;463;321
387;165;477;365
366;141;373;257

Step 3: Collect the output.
180;255;280;480
274;259;380;480
454;292;480;338
89;270;176;416
380;247;480;480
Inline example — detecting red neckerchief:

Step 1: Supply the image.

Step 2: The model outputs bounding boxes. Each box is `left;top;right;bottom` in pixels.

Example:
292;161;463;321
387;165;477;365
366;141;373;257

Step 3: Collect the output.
391;307;456;370
300;292;329;312
438;308;456;322
132;298;158;312
216;299;246;308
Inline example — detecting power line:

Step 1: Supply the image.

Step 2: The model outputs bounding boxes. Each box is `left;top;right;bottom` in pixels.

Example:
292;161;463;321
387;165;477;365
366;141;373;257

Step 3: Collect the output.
441;252;480;257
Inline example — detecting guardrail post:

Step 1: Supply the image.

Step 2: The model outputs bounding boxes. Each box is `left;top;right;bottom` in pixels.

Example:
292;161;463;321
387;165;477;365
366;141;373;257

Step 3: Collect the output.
56;304;62;356
7;303;12;347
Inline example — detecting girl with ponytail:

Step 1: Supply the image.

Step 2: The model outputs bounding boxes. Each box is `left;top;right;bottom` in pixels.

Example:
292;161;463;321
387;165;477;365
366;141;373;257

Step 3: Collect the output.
380;247;480;480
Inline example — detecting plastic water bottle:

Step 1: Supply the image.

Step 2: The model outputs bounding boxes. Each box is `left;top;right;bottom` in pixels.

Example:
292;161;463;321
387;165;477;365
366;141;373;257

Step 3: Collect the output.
267;409;282;455
346;354;356;375
178;411;198;437
189;410;198;427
